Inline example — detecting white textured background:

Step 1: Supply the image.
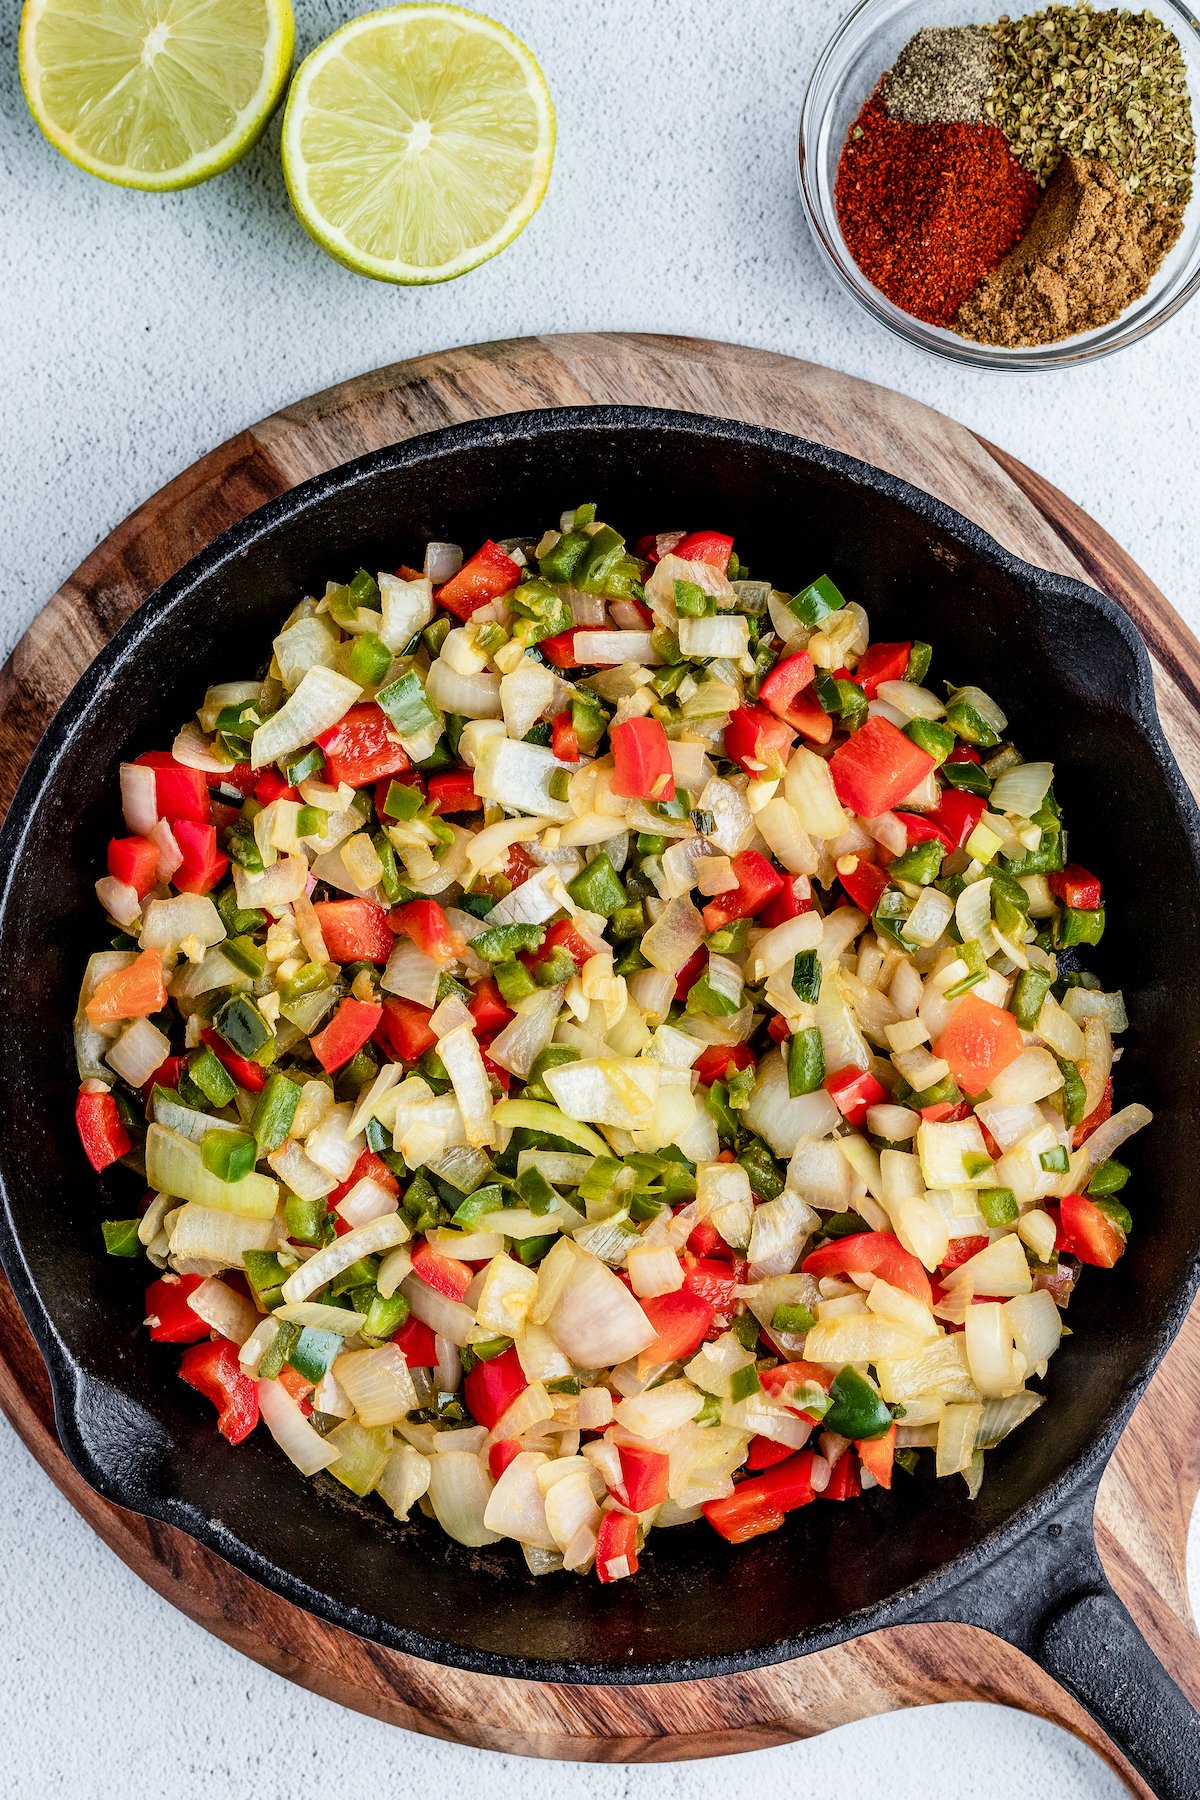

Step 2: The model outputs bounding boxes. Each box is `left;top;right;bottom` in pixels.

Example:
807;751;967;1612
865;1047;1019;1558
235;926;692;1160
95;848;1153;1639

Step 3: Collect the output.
2;2;1197;1796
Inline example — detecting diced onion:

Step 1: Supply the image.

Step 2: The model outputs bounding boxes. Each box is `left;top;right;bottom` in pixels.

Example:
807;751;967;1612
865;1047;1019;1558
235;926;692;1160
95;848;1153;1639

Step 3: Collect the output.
547;1250;657;1365
257;1377;341;1475
281;1212;410;1305
250;665;362;769
334;1346;419;1427
186;1276;260;1345
120;762;159;834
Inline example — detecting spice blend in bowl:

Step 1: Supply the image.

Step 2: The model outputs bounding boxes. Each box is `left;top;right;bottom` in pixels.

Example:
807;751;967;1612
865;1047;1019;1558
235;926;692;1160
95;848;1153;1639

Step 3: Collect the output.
833;3;1196;347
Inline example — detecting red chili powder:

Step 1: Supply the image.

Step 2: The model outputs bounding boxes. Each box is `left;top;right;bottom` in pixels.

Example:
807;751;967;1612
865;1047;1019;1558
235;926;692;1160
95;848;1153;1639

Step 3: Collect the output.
835;92;1039;327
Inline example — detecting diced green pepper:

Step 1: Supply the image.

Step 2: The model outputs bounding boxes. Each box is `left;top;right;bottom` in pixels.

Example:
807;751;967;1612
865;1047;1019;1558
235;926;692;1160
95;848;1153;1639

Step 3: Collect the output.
1011;967;1052;1030
516;1233;558;1266
1040;1146;1070;1173
1054;1058;1088;1129
538;529;590;584
200;1129;257;1183
568;852;627;916
673;578;713;618
945;691;1001;748
188;1045;237;1109
381;778;424;822
609;901;645;941
771;1302;816;1333
705;917;750;957
1087;1158;1129;1196
945;939;988;1000
889;839;944;886
251;1071;301;1152
738;1140;785;1200
472;922;546;963
214;994;274;1060
1056;905;1106;949
704;1080;737;1144
1094;1197;1132;1238
903;718;955;766
941;757;992;796
362;1289;410;1341
906;642;933;684
786;1026;825;1097
789;574;846;627
284;1194;328;1245
824;1364;892;1439
346;631;392;687
534;947;576;987
259;1319;301;1380
729;1361;761;1401
377;669;439;738
290;1327;343;1384
516;1166;557;1215
243;1249;290;1309
694;1393;723;1427
573;525;627;593
330;1255;380;1297
101;1219;141;1257
494;959;538;1006
979;1187;1019;1227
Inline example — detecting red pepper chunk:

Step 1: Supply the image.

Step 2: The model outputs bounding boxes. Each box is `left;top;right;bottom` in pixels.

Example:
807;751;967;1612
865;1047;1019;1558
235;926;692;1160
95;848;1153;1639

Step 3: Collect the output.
940;1235;990;1272
611;716;674;802
933;993;1024;1099
200;1027;267;1092
935;788;986;851
528;917;595;976
1073;1077;1113;1149
703;1450;816;1543
389;898;464;961
760;875;813;927
830;717;935;817
145;1273;210;1344
467;977;513;1039
1060;1193;1126;1268
857;1423;896;1489
759;653;833;745
551;711;580;763
673;943;707;1002
315;703;411;788
411;1238;474;1302
134;752;210;824
803;1230;933;1307
596;1509;640;1582
463;1345;527;1430
436;541;522;621
107;836;159;899
312;898;394;964
693;1043;756;1086
671;530;734;569
637;1287;713;1375
723;704;796;777
838;856;888;915
538;629;589;669
255;769;300;805
700;850;782;934
392;1315;438;1367
172;820;229;896
489;1438;523;1481
178;1339;259;1445
745;1435;797;1471
616;1443;671;1511
378;996;436;1064
310;997;383;1073
75;1087;131;1171
854;642;911;699
426;769;480;814
681;1255;743;1329
328;1148;400;1208
1049;864;1103;911
821;1449;861;1501
824;1065;887;1128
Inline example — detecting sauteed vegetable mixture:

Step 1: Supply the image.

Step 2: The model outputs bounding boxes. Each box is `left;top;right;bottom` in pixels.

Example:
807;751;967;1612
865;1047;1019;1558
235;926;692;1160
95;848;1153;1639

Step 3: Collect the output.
77;510;1149;1578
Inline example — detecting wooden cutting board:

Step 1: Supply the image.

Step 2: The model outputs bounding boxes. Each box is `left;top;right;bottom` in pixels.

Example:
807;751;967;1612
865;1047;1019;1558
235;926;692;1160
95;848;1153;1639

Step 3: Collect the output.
0;334;1196;1793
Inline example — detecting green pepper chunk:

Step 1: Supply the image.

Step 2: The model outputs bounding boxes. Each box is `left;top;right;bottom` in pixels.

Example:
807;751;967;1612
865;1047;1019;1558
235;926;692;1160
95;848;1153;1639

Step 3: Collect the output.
786;1027;825;1097
472;921;546;963
888;839;944;886
789;574;846;627
101;1219;141;1257
290;1327;343;1384
941;757;992;796
1011;967;1052;1030
362;1289;410;1341
516;1233;558;1266
824;1365;893;1439
945;692;1001;748
346;631;392;687
738;1139;785;1200
380;778;424;822
1054;1057;1088;1128
259;1319;301;1380
516;1167;558;1215
771;1302;816;1333
377;669;439;738
243;1249;290;1309
979;1187;1019;1227
188;1045;236;1109
1040;1146;1070;1173
1094;1197;1133;1238
538;529;590;584
200;1129;257;1183
903;718;955;766
251;1071;302;1152
214;994;274;1060
567;852;627;916
673;578;713;618
906;642;933;684
494;959;538;1006
284;1194;329;1246
1056;905;1106;949
1088;1158;1130;1196
729;1361;761;1401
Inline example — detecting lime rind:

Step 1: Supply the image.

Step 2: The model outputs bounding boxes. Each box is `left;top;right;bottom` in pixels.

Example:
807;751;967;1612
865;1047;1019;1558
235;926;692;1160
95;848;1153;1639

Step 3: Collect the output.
281;4;555;285
19;0;295;191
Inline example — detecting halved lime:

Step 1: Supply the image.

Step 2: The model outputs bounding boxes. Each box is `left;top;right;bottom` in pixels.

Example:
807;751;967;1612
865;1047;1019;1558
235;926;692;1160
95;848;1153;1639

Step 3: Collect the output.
19;0;294;191
281;5;555;285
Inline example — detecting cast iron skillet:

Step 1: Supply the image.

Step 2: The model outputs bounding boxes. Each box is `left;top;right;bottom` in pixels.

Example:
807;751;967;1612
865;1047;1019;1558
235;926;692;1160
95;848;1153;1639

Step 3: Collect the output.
0;410;1197;1792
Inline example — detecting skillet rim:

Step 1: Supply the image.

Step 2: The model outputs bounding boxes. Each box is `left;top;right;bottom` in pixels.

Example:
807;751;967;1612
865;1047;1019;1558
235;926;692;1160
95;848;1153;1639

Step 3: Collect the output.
0;403;1197;1685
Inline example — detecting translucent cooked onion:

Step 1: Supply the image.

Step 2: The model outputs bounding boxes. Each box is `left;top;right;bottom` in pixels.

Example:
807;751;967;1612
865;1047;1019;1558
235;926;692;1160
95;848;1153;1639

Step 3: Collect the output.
641;896;704;974
488;985;563;1079
745;1053;840;1157
548;1250;656;1365
425;542;463;584
120;762;159;834
401;1272;476;1347
382;937;440;1007
95;876;141;930
257;1377;340;1475
334;1346;420;1427
785;747;848;840
428;658;502;719
107;1016;171;1088
876;681;944;720
989;760;1054;819
281;1212;410;1305
427;1451;499;1546
186;1276;260;1346
148;819;183;881
250;665;361;769
141;894;224;952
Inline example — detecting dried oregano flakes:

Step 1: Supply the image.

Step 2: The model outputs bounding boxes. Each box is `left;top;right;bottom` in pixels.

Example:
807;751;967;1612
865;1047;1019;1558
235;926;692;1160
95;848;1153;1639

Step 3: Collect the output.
984;4;1196;198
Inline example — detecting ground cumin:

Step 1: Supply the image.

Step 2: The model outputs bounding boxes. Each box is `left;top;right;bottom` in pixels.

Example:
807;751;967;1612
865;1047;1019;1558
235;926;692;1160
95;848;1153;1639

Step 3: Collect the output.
955;154;1184;346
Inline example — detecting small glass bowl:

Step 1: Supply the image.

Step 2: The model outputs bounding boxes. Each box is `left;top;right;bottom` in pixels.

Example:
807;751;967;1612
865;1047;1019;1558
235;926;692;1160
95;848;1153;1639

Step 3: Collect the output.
798;0;1200;367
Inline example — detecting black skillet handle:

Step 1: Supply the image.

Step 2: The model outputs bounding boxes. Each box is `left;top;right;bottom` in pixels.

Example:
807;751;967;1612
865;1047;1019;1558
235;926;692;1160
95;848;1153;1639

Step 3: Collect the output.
914;1473;1200;1798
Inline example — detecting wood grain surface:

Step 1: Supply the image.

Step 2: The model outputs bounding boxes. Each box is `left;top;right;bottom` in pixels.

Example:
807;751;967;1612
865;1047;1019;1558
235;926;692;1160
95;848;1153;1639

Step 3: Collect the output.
0;334;1195;1786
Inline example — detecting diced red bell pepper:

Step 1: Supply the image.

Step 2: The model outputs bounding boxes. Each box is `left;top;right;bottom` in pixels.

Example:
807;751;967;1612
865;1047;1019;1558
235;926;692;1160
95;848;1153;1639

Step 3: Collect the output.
671;529;734;570
211;761;258;797
390;898;464;962
106;835;159;899
821;1448;861;1500
172;819;229;896
936;788;987;851
75;1087;131;1171
85;947;167;1025
674;943;707;1002
329;1148;400;1208
596;1508;639;1581
392;1315;438;1367
538;629;592;669
1060;1193;1126;1268
463;1344;527;1430
411;1238;473;1302
134;752;210;824
700;850;783;934
145;1273;210;1344
277;1366;314;1411
427;768;480;814
436;540;522;621
829;717;935;818
838;856;889;915
693;1043;756;1086
310;997;383;1073
178;1339;259;1445
312;897;394;964
1073;1077;1113;1150
940;1235;990;1272
637;1287;714;1374
315;703;410;789
378;996;436;1064
200;1027;267;1092
745;1435;797;1471
824;1065;887;1128
894;811;955;852
488;1438;523;1481
803;1231;933;1307
467;977;513;1039
857;1423;896;1489
726;706;797;782
143;1054;188;1100
255;769;300;805
760;1361;834;1417
528;916;595;976
947;745;982;765
1049;864;1103;911
920;1099;971;1124
681;1255;743;1329
611;716;674;802
767;1013;790;1044
702;1451;816;1543
685;1219;727;1260
617;1442;671;1511
551;711;579;763
933;993;1024;1099
759;875;813;928
759;653;834;746
854;642;912;700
